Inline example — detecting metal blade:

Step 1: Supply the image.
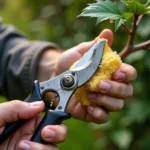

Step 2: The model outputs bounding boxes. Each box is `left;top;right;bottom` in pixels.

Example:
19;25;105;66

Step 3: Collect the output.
74;41;105;87
72;43;98;70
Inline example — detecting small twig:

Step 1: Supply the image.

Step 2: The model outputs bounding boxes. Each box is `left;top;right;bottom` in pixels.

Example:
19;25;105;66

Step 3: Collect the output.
119;40;150;57
132;40;150;52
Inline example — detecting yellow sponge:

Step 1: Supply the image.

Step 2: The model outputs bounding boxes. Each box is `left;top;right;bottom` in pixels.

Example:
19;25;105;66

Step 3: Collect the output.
73;39;122;105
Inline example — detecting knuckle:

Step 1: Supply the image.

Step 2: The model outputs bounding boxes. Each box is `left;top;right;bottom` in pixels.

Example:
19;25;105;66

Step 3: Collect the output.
79;42;86;48
123;65;137;82
53;125;68;142
115;83;126;97
101;95;108;103
52;147;58;150
59;130;68;142
115;83;122;92
130;67;137;81
43;144;58;150
128;84;134;97
119;84;128;98
97;109;109;123
116;99;124;111
10;100;27;121
11;100;22;109
41;147;45;150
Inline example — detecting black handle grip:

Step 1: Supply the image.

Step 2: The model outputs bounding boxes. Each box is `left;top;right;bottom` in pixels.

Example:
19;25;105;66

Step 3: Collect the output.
0;81;42;144
31;110;71;143
25;80;42;103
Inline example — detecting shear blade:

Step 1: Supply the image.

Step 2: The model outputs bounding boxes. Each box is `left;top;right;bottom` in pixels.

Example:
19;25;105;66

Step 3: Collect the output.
72;43;98;70
72;41;105;87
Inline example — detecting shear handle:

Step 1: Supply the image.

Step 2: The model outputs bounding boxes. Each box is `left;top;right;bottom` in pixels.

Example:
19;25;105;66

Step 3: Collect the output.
31;110;71;143
0;81;42;144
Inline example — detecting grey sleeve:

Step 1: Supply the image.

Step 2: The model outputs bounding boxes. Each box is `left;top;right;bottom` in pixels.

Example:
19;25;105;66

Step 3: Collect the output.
0;20;59;100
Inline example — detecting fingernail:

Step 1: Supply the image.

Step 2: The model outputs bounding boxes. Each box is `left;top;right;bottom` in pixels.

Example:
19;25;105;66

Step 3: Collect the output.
115;72;126;81
99;81;110;92
18;141;30;150
87;106;94;114
44;129;56;139
30;101;43;107
88;93;96;101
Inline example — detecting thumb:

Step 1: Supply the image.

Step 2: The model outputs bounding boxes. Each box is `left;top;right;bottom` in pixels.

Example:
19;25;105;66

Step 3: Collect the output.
95;29;113;46
74;29;114;56
0;100;44;133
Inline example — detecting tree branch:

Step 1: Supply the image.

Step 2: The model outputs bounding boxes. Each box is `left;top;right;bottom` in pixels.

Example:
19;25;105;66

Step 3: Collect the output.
132;40;150;52
119;14;149;59
119;14;139;59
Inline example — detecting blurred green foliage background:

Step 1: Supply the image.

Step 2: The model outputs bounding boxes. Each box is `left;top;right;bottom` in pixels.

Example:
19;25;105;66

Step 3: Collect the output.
0;0;150;149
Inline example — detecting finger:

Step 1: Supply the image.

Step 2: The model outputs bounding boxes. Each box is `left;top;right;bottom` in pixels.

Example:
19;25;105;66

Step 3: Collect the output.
0;100;44;128
41;124;67;143
95;29;113;46
86;106;110;124
88;93;124;112
74;29;113;56
113;63;137;83
18;140;58;150
98;80;133;98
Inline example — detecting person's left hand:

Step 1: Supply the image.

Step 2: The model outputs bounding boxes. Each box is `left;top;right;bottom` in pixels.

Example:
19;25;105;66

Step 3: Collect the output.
53;29;137;124
37;29;137;124
66;62;136;124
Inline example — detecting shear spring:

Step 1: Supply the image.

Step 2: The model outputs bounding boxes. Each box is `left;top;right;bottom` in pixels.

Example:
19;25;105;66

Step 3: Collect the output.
50;92;58;108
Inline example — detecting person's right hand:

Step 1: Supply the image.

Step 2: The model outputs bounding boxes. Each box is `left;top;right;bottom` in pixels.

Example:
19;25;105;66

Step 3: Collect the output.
0;100;67;150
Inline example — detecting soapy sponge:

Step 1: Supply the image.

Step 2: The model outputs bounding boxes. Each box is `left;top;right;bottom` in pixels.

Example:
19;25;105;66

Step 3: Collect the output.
73;39;122;105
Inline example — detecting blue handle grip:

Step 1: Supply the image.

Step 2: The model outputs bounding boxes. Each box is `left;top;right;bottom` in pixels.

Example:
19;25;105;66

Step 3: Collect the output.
31;110;71;143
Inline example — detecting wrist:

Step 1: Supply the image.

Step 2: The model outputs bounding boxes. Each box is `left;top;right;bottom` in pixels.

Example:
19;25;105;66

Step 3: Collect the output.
36;49;62;81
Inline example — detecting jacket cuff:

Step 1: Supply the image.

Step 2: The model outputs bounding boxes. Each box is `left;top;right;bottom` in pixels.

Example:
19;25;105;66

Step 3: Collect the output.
22;41;59;95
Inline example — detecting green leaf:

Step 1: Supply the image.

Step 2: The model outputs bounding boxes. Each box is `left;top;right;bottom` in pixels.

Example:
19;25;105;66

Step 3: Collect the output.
121;0;150;15
79;0;126;31
115;19;126;31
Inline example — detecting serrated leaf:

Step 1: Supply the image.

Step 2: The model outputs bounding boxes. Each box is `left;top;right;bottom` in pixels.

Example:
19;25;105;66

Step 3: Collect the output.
79;0;126;31
121;0;150;14
115;19;126;31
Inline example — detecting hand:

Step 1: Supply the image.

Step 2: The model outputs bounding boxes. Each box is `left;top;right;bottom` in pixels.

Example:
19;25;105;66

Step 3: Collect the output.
37;29;137;124
0;100;67;150
54;29;113;76
54;29;137;124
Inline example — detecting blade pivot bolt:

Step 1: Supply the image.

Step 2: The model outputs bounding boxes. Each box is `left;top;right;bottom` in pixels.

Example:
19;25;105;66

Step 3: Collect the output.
61;75;75;88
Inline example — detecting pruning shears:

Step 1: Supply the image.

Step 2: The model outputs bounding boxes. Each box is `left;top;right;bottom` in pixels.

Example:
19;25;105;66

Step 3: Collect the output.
0;41;105;144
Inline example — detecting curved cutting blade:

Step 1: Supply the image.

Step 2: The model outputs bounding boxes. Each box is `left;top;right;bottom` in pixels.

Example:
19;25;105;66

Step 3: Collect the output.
72;41;105;87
